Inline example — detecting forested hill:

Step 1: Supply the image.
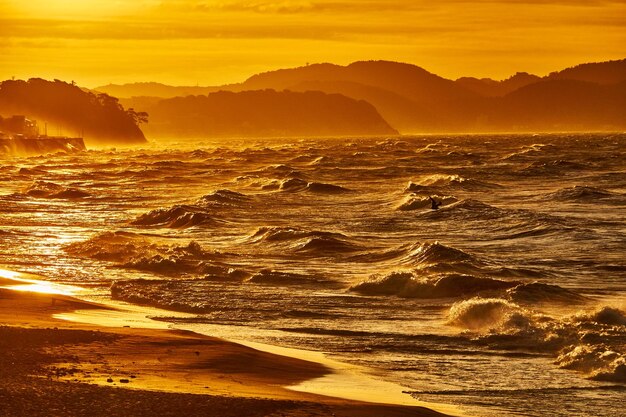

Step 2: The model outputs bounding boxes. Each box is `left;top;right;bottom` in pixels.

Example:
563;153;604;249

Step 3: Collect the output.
142;89;398;138
0;78;147;144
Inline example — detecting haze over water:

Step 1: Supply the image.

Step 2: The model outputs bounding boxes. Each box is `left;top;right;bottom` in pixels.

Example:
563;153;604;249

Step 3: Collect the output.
1;133;625;416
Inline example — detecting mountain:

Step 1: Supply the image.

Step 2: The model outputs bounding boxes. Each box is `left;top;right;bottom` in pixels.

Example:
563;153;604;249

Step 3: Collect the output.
488;79;626;131
141;89;398;138
228;61;490;131
456;72;541;97
547;59;626;85
237;61;477;105
96;82;221;99
286;80;441;131
0;78;146;144
98;58;626;136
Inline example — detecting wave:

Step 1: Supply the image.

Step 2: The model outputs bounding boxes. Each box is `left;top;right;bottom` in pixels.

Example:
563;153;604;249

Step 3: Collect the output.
520;159;588;175
24;181;90;199
250;226;346;243
420;199;508;221
545;185;617;202
196;189;251;208
421;200;583;237
249;226;361;255
405;241;478;266
279;177;351;193
295;235;361;254
448;297;522;330
130;205;220;228
448;298;626;382
252;164;303;179
65;231;154;262
66;231;229;276
502;143;556;161
350;272;516;298
18;167;47;175
396;194;458;211
556;344;626;383
246;269;332;285
507;282;588;305
405;175;502;192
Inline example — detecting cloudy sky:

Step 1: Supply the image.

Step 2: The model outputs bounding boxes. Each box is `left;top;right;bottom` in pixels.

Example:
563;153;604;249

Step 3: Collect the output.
0;0;624;86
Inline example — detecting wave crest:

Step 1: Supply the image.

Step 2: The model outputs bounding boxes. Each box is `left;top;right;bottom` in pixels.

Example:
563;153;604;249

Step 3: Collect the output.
131;205;219;228
24;181;90;199
350;272;516;299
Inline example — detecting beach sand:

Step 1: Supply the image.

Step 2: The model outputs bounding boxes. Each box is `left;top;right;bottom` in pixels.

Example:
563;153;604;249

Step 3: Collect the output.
0;283;451;417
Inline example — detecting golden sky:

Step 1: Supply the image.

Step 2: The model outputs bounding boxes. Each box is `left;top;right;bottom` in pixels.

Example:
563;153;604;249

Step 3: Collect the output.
0;0;624;87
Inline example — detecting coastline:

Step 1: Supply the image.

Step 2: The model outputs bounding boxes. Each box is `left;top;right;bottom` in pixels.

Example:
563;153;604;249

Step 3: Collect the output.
0;272;455;417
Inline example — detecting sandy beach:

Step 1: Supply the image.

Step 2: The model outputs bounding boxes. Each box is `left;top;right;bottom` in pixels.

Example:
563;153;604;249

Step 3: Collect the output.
0;276;452;417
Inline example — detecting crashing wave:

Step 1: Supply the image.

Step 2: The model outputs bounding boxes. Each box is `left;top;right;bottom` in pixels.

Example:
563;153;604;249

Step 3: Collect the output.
556;345;626;383
448;298;626;381
448;297;523;330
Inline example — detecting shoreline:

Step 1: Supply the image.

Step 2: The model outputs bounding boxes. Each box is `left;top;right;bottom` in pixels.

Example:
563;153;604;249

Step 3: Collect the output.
0;271;456;417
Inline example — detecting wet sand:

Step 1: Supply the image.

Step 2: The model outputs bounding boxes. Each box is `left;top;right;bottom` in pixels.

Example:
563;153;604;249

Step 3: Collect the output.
0;284;451;417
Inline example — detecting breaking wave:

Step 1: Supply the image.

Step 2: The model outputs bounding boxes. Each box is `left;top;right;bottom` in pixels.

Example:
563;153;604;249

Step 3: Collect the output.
448;298;626;382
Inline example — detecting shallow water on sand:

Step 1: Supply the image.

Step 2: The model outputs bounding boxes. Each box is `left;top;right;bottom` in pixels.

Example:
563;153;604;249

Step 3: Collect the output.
1;133;625;416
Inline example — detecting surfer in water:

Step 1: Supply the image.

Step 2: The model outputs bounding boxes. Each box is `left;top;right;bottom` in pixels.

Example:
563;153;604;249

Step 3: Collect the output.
429;196;442;210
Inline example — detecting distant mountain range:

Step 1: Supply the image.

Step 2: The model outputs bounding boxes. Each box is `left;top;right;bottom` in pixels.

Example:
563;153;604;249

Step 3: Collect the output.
100;58;626;135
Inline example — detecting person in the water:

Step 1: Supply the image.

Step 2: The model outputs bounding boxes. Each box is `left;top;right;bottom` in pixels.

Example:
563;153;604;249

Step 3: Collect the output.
429;196;441;210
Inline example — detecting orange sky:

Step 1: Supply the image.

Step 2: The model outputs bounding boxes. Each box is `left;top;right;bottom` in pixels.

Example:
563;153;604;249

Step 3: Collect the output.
0;0;624;87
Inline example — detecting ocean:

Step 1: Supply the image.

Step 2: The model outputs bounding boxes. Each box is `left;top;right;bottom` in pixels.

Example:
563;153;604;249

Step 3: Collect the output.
1;133;625;416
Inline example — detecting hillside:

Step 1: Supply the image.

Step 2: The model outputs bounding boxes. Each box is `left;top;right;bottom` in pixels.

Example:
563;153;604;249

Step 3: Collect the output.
456;72;541;97
547;59;626;85
0;78;146;144
96;82;221;99
141;89;398;138
98;58;626;135
488;80;626;131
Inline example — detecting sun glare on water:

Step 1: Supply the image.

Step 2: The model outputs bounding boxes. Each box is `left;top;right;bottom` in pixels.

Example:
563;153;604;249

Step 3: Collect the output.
0;268;77;296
